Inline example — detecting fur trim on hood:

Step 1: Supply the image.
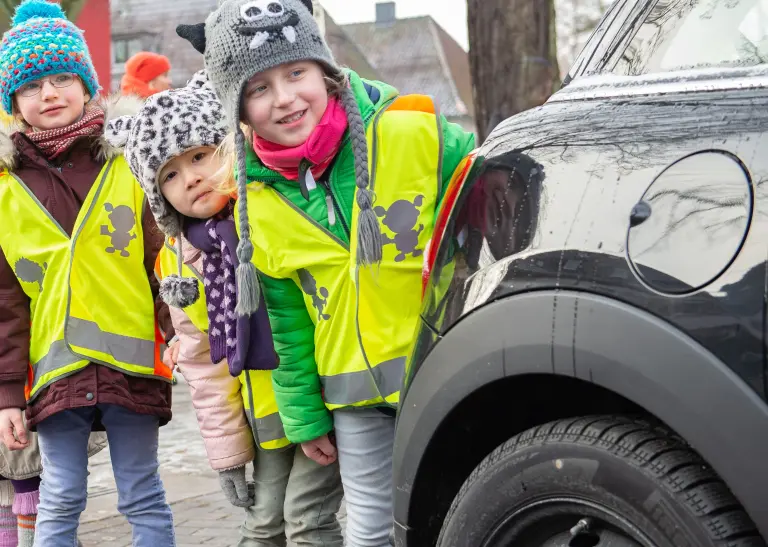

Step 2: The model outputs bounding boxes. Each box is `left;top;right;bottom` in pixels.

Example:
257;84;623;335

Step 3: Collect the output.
0;93;144;172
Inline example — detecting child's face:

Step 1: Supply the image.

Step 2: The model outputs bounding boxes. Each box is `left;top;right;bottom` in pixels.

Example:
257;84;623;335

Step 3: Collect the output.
158;147;230;219
14;73;90;131
149;72;172;93
242;62;329;147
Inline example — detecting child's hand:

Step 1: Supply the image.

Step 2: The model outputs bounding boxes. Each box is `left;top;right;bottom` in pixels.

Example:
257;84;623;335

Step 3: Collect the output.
301;434;337;466
0;408;28;451
163;342;180;370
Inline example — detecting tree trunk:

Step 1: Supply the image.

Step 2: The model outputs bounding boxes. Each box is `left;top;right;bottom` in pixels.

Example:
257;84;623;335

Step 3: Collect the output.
0;0;89;33
468;0;560;142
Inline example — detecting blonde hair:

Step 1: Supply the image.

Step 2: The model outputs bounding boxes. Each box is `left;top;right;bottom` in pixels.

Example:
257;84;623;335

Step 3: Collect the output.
213;129;247;194
213;67;350;194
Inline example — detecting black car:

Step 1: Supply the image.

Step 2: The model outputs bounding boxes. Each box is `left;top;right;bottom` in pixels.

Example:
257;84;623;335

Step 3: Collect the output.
393;0;768;545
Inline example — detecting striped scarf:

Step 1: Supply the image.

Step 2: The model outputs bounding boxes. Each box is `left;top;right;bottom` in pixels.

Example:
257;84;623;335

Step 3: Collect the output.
26;106;105;160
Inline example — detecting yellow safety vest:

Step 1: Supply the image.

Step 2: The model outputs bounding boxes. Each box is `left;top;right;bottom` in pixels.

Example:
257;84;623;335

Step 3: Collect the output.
0;156;171;402
155;239;290;450
239;95;443;411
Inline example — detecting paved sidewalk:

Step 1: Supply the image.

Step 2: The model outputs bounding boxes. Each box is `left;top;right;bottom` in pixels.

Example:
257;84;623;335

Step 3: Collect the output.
80;490;348;547
78;376;346;546
80;490;244;547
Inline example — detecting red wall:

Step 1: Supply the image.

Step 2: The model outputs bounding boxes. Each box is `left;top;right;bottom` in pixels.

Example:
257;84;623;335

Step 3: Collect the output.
72;0;111;94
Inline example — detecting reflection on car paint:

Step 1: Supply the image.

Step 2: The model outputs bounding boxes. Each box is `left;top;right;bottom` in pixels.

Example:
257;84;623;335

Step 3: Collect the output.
419;89;768;399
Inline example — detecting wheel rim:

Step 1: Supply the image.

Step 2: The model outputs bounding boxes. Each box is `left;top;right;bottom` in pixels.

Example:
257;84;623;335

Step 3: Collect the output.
481;497;655;547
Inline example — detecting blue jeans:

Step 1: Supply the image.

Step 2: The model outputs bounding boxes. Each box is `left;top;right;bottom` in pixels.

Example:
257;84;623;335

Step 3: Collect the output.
333;408;396;547
34;404;175;547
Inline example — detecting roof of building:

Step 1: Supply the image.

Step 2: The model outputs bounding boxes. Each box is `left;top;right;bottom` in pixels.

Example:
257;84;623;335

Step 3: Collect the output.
342;16;474;119
110;0;382;89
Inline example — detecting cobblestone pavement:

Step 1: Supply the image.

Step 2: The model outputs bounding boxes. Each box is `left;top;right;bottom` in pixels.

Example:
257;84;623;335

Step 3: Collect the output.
80;490;245;547
80;490;348;547
79;376;346;546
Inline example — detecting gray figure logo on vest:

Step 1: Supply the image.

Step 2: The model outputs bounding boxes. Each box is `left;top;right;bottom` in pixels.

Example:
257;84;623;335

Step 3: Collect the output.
101;203;137;257
14;257;47;293
374;195;425;262
237;0;300;49
297;268;331;321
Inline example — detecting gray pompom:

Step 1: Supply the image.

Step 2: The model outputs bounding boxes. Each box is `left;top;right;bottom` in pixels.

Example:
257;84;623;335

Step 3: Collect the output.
160;275;200;308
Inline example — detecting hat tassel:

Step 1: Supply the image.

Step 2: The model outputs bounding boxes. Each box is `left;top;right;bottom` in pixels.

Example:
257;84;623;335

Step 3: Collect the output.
234;128;261;316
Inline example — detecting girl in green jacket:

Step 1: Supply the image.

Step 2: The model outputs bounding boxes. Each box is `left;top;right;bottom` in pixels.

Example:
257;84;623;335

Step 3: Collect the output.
185;1;475;545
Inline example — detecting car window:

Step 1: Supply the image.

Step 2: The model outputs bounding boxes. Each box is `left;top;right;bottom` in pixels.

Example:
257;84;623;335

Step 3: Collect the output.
611;0;768;75
563;0;628;84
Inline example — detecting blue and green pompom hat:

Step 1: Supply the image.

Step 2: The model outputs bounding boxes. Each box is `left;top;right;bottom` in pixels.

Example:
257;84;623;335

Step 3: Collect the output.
0;0;100;114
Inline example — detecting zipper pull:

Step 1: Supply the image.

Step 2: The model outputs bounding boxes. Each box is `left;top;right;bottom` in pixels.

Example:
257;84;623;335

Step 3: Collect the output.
325;194;336;226
298;159;313;202
305;168;317;191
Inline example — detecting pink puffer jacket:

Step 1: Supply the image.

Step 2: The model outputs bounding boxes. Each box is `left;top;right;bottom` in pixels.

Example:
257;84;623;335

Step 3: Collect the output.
171;244;256;471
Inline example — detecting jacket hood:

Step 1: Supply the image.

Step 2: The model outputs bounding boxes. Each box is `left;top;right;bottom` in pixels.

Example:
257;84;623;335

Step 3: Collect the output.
0;93;144;172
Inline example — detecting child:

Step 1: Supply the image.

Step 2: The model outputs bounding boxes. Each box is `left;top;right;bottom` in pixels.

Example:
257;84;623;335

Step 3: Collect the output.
0;2;176;546
107;70;344;546
120;52;173;99
0;425;106;547
187;1;476;545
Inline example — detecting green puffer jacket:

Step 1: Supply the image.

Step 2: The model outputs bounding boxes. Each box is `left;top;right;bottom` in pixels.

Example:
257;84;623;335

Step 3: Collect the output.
245;70;476;443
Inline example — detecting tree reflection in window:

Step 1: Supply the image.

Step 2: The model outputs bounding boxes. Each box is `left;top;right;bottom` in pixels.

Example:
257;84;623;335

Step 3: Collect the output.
612;0;768;75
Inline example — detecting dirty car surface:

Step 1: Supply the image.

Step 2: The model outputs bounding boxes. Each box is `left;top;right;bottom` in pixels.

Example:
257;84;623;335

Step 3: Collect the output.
394;0;768;546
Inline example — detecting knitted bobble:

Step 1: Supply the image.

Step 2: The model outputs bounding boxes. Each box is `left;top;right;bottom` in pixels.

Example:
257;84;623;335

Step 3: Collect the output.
341;86;382;266
158;235;200;308
13;0;66;26
160;275;200;309
234;128;261;316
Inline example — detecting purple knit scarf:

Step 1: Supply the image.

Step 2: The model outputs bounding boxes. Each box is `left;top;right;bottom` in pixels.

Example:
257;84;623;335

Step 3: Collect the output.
185;215;278;376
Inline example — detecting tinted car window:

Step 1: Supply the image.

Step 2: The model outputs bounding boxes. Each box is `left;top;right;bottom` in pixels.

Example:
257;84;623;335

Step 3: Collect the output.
612;0;768;75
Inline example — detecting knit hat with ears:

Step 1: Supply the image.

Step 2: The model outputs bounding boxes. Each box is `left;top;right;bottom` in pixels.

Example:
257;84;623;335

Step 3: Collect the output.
176;0;383;317
105;69;228;309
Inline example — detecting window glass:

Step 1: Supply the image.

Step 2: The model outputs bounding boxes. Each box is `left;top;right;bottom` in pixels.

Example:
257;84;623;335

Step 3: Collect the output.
613;0;768;75
113;37;148;64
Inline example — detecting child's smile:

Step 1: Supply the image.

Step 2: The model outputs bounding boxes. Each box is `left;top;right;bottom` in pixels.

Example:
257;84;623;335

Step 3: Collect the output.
277;109;307;125
242;61;328;147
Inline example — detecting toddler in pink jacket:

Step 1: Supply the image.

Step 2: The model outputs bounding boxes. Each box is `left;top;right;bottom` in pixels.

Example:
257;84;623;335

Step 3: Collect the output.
106;70;344;546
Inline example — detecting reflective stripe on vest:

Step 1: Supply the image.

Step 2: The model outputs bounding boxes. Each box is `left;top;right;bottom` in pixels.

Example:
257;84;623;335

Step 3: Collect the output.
155;241;289;450
0;156;170;402
240;94;443;411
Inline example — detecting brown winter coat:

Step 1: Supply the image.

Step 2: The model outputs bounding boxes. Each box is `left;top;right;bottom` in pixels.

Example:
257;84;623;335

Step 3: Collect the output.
0;95;175;431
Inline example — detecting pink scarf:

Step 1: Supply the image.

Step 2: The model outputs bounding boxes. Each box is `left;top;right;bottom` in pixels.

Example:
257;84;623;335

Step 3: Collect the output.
252;97;348;181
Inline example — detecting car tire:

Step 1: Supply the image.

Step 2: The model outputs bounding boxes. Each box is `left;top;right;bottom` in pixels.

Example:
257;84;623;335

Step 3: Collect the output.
437;415;766;547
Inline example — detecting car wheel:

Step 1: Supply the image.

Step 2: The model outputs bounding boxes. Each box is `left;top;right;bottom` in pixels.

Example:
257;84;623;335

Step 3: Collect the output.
437;415;765;547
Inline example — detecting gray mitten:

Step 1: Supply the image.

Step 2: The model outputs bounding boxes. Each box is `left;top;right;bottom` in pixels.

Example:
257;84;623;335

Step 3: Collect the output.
219;466;254;508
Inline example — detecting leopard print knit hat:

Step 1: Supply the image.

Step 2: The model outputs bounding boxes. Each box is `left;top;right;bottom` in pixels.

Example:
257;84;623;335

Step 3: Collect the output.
105;70;227;309
176;0;383;317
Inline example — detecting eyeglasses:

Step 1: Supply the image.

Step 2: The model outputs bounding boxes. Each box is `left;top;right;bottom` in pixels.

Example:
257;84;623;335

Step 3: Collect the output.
17;73;77;98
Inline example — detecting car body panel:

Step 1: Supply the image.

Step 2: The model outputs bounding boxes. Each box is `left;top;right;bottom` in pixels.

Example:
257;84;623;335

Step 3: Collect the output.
395;0;768;544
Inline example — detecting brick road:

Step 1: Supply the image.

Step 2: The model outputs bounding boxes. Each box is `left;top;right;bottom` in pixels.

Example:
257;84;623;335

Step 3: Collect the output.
79;376;346;546
80;491;348;547
80;490;245;547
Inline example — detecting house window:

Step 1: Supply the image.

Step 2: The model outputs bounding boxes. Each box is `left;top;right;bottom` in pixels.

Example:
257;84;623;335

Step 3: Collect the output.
112;37;146;65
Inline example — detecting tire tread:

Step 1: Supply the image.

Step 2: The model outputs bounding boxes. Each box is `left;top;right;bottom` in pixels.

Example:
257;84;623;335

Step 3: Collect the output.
438;414;764;547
